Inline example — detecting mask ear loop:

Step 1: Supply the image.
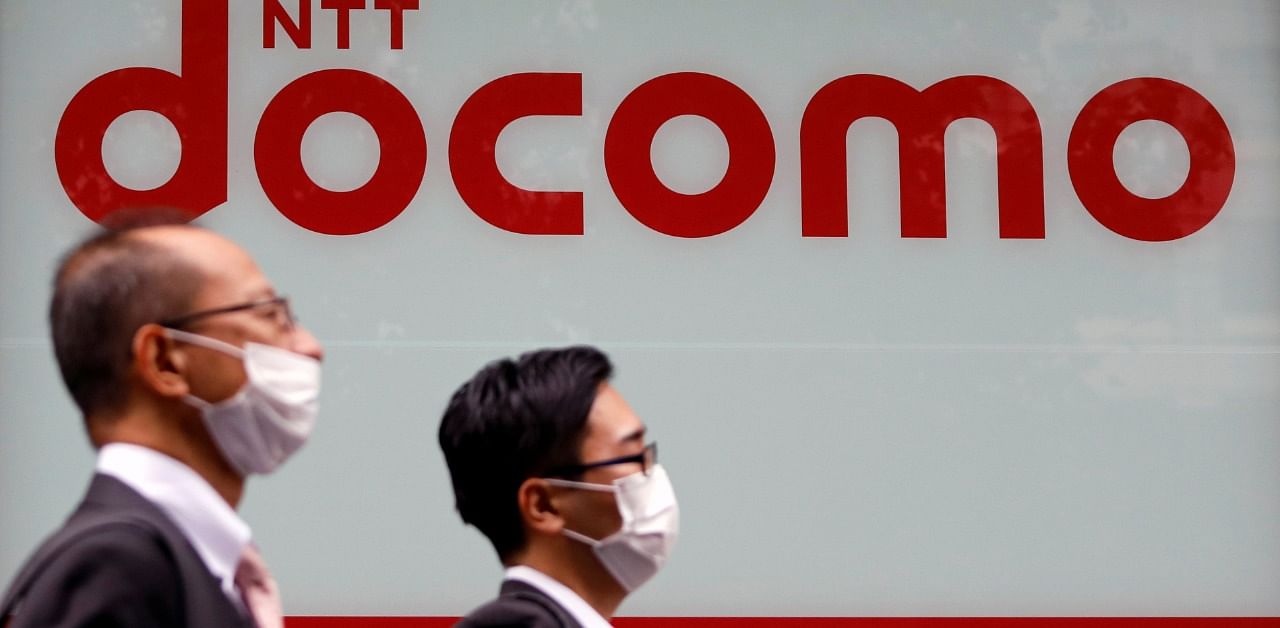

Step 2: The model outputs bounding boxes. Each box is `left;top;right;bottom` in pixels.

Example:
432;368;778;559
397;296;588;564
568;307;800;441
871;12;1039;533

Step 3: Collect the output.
163;328;247;358
560;527;605;547
545;477;622;548
163;328;247;409
543;478;617;492
181;393;216;411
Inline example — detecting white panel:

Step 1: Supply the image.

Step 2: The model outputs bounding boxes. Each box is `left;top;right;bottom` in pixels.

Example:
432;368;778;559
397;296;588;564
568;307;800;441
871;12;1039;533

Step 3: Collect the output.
2;0;1278;615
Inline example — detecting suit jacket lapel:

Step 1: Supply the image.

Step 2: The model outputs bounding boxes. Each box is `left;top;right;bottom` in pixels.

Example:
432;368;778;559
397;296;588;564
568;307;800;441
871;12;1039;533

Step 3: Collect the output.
499;579;585;628
3;474;254;628
84;474;255;628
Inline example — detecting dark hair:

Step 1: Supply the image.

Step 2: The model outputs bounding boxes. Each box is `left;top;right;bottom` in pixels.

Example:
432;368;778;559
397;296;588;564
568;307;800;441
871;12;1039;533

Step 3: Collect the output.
438;346;614;562
49;213;204;417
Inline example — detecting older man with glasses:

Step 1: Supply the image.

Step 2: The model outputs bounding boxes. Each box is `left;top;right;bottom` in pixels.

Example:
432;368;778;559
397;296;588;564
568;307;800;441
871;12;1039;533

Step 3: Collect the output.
439;346;679;628
2;217;323;628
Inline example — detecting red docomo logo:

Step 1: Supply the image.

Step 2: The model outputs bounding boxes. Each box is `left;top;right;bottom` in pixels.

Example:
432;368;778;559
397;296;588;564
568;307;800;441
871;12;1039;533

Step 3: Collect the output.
54;1;1236;241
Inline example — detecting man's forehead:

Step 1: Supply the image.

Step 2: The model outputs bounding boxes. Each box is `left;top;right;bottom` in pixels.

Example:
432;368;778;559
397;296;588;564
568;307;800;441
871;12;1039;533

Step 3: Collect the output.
131;225;272;298
130;225;231;258
584;384;646;443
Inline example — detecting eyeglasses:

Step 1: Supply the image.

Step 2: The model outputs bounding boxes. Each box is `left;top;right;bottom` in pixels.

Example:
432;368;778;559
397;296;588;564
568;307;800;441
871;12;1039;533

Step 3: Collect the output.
159;296;296;332
546;442;658;478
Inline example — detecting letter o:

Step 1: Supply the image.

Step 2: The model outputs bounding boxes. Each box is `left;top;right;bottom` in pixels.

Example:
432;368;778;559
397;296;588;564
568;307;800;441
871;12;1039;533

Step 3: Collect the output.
1068;77;1234;242
255;69;426;235
605;72;775;238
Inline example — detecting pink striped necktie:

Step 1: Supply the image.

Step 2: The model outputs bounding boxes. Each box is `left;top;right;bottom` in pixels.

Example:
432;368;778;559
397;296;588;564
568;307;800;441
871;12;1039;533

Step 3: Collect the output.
234;544;283;628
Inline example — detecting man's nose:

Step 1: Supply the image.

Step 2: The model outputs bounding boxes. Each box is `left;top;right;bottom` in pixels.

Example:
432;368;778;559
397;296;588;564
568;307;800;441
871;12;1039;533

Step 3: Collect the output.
291;325;325;362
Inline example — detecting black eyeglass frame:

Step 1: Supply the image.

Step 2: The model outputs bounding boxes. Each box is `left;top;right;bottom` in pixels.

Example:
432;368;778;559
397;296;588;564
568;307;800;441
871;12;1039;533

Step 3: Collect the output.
159;296;294;330
545;442;658;479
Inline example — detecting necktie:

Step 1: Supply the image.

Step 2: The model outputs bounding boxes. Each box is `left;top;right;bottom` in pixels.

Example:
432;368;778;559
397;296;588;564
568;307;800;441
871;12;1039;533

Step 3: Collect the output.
235;544;283;628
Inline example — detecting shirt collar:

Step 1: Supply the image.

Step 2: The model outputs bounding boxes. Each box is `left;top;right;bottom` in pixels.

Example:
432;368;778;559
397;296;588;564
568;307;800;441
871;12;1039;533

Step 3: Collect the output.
504;565;613;628
96;443;252;598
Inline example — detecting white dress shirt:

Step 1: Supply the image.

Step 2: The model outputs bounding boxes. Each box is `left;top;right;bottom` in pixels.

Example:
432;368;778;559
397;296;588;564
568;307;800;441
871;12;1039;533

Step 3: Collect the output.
96;443;252;602
504;565;612;628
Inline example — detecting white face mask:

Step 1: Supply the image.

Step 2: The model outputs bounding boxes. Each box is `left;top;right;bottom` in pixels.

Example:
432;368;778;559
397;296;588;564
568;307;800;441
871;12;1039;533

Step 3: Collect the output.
164;328;321;477
545;464;679;592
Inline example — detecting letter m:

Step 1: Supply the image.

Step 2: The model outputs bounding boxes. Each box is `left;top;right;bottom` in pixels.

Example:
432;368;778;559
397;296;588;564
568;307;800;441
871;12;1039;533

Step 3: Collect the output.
800;74;1044;238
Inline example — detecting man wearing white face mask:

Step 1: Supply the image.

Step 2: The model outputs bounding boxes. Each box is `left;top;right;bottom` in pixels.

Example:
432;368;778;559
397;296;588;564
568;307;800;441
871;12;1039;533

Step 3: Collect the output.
2;216;324;628
439;346;678;628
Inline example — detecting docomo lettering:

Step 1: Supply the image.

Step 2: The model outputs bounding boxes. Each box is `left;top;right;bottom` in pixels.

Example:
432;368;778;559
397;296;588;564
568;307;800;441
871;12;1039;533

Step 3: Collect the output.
55;0;1236;241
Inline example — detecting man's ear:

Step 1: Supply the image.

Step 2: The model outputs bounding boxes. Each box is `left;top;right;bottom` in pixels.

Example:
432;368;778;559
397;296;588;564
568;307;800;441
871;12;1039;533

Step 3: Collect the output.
131;324;190;399
518;477;565;537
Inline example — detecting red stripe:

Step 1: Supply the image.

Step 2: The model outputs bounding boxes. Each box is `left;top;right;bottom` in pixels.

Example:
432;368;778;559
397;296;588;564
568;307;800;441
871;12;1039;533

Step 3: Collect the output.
286;618;1280;627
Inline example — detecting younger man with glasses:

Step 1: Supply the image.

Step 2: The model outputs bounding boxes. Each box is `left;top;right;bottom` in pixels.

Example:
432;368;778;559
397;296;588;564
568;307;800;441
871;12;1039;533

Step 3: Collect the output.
2;218;324;627
439;346;679;628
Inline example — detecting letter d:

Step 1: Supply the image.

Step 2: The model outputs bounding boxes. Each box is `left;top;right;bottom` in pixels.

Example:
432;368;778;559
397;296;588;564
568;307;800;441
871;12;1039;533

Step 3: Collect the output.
55;0;227;224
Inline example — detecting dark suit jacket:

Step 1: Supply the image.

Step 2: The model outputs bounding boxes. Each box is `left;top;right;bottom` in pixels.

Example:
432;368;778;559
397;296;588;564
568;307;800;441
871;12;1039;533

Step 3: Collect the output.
1;473;254;628
456;578;585;628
